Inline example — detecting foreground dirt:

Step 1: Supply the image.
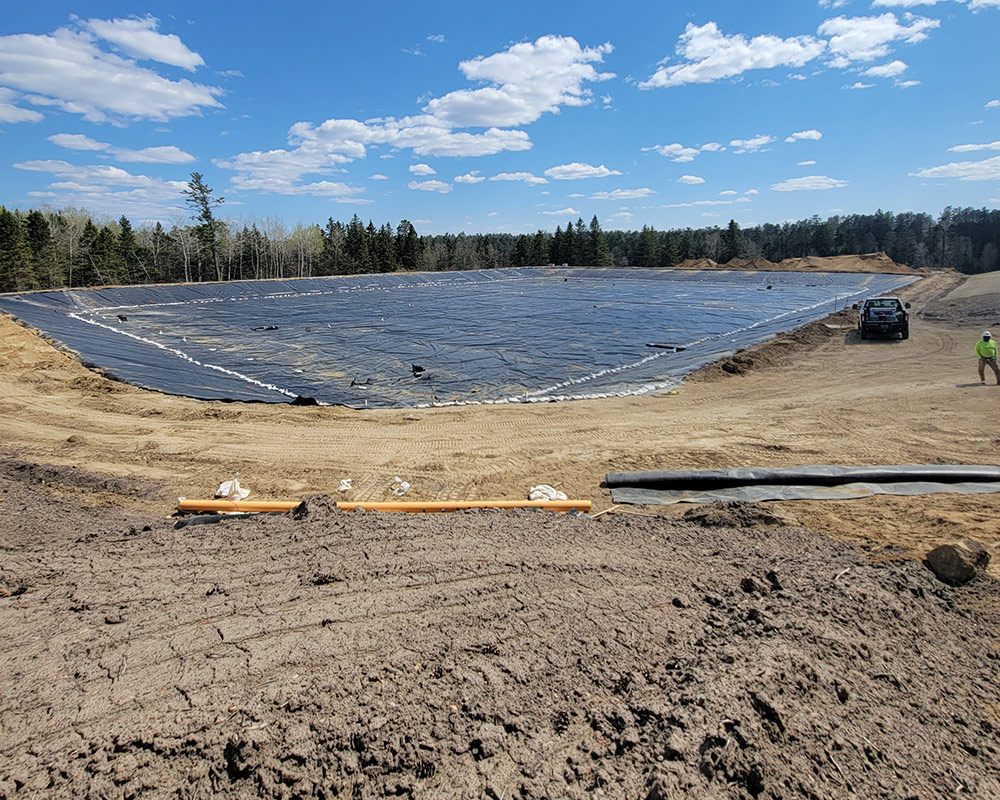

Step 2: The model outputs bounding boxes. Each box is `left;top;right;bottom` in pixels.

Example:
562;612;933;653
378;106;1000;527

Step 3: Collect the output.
3;263;1000;797
2;465;998;799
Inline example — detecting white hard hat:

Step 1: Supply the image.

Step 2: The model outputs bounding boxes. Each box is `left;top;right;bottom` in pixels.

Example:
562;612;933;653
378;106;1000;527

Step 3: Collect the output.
985;331;993;338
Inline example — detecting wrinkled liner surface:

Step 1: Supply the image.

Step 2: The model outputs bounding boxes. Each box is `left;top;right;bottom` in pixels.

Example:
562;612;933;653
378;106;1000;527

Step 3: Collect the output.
0;267;917;408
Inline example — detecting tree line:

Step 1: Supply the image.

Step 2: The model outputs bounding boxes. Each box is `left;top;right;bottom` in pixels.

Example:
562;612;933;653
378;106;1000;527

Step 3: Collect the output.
1;177;998;293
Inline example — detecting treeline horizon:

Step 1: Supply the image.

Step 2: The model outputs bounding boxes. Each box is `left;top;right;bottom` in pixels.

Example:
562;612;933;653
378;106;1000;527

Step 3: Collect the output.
1;202;998;293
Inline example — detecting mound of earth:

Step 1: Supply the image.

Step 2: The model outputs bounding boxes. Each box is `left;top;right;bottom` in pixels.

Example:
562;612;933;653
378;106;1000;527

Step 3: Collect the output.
775;252;914;274
673;258;719;270
721;257;778;270
2;456;999;799
673;253;915;274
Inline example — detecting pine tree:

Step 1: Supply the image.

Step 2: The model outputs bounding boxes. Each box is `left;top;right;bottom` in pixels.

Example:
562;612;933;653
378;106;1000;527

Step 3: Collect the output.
396;220;419;271
722;219;744;263
531;231;549;265
24;209;58;287
636;225;660;267
183;172;225;281
0;207;39;292
589;215;612;266
117;215;146;284
344;214;369;273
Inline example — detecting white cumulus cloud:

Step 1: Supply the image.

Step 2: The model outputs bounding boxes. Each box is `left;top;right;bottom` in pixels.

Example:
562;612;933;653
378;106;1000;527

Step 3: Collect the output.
730;134;775;153
588;188;655;199
863;59;908;77
785;129;823;142
678;175;706;184
846;81;875;89
643;141;726;162
490;171;548;185
818;13;939;67
948;141;1000;152
407;179;452;193
985;100;1000;108
13;159;191;219
640;22;826;88
0;25;222;123
423;35;614;127
911;155;1000;180
771;175;848;191
541;207;580;215
454;171;485;184
84;15;205;71
214;36;615;196
369;173;389;180
543;162;621;180
409;163;437;175
47;132;195;163
0;87;43;123
798;159;818;165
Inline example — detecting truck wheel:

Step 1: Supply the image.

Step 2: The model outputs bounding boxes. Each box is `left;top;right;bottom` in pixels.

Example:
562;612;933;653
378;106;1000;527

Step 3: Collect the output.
860;328;868;340
901;328;909;340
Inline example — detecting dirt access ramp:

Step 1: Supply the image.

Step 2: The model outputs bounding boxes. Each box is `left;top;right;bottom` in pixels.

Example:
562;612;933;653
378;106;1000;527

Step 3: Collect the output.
1;462;999;799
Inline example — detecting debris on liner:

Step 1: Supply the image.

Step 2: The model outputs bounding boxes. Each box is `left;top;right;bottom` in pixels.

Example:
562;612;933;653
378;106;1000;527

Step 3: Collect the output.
391;477;410;497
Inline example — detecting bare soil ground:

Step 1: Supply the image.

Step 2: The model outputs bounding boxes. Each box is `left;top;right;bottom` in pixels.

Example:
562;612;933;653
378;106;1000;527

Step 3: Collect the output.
2;261;1000;798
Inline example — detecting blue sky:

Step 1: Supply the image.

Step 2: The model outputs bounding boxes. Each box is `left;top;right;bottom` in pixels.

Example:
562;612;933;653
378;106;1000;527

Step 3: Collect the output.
1;1;998;235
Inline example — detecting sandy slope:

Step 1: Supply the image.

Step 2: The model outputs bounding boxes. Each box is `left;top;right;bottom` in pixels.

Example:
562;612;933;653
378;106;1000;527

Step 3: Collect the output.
0;268;997;565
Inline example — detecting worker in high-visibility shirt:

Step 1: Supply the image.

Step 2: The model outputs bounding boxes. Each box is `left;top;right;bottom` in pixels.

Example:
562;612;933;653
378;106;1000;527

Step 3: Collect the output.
976;331;1000;385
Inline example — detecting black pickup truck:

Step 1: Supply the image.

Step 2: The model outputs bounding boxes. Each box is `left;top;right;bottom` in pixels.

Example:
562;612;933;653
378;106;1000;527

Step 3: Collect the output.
852;297;911;340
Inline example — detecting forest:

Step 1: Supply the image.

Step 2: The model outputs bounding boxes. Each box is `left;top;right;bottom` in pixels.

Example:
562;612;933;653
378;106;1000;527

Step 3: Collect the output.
1;174;998;292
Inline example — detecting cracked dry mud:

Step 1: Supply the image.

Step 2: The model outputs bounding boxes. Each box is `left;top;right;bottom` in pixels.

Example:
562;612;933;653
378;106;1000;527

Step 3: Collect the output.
1;465;999;799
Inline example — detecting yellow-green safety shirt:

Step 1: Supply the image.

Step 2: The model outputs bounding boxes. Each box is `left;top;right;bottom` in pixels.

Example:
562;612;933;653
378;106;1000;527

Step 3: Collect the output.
976;339;998;358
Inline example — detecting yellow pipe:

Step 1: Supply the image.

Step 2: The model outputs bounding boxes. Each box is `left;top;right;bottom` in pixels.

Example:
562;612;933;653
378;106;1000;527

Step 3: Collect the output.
177;498;591;514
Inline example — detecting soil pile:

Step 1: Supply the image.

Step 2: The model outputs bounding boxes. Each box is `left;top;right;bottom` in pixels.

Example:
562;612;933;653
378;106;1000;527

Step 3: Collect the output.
776;253;914;274
722;257;778;270
2;457;999;799
673;258;719;270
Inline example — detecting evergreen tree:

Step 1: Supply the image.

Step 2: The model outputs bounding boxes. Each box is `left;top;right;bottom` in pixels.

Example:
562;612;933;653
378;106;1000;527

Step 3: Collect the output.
117;215;145;284
636;225;660;267
563;222;576;265
396;220;419;271
661;231;680;266
589;215;612;266
722;219;744;262
72;220;99;286
531;230;549;265
0;207;39;292
24;209;59;287
344;214;369;273
550;225;564;265
183;172;225;281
